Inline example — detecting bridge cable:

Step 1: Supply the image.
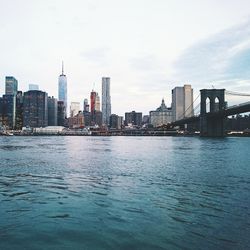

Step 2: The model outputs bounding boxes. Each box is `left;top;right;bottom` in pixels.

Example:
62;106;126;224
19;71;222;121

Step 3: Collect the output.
225;90;250;97
180;94;200;119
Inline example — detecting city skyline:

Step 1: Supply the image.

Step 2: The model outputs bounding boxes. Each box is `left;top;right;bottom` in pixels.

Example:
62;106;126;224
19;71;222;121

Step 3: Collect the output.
1;1;250;115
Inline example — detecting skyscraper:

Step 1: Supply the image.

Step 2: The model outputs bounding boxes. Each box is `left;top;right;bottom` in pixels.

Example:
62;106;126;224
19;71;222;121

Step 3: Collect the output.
23;90;48;128
5;76;18;95
1;94;16;129
58;62;67;116
83;98;89;112
48;96;58;126
15;91;24;130
172;84;194;121
90;90;97;114
57;101;66;126
95;93;100;111
102;77;111;126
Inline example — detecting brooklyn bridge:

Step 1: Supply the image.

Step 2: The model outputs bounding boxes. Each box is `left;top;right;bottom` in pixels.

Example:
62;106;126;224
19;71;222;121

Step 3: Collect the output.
171;89;250;137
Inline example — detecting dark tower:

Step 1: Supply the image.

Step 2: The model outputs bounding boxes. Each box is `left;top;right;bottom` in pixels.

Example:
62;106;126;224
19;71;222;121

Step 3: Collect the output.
200;89;226;137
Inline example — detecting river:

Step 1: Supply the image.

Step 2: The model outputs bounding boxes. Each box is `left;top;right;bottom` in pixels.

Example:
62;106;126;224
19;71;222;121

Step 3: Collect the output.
0;136;249;249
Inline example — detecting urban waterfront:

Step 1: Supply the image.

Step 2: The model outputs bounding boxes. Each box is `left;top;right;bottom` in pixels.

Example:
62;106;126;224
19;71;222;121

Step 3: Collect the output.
0;136;250;250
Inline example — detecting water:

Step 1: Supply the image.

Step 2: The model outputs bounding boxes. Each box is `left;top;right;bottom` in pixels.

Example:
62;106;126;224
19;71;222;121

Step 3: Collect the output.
0;136;250;250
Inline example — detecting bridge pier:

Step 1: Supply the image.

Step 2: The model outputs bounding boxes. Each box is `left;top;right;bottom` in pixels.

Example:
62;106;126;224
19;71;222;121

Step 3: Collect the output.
200;89;226;137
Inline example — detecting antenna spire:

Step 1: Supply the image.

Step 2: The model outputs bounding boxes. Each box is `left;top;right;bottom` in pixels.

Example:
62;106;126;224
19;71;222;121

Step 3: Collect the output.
62;61;64;75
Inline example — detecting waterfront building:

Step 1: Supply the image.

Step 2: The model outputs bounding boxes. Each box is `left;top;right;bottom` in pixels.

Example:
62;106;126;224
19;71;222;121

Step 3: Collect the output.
0;97;3;126
110;114;123;129
15;91;23;130
125;111;142;126
68;111;84;129
29;84;39;91
83;98;89;112
1;94;16;129
70;102;80;117
23;90;48;128
102;77;111;126
83;111;91;127
5;76;18;95
57;101;66;126
91;111;102;127
48;96;58;126
172;84;194;121
149;99;172;127
142;115;149;125
58;62;67;116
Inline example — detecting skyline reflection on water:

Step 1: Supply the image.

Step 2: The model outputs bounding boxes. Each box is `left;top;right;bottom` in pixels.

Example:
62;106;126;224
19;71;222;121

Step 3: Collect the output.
0;136;250;250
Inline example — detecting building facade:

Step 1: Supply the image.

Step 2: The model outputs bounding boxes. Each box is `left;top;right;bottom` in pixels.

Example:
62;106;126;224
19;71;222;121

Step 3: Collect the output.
90;91;97;114
1;94;16;129
83;98;89;112
23;90;48;128
125;111;142;126
15;91;23;130
150;99;172;127
70;102;80;117
5;76;18;95
102;77;111;126
110;114;123;129
48;96;58;126
58;62;67;116
172;84;194;122
68;111;84;129
57;101;66;126
95;93;100;111
29;84;39;91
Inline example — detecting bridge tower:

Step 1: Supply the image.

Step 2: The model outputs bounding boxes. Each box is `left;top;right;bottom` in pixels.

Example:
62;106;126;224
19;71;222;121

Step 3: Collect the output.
200;89;226;137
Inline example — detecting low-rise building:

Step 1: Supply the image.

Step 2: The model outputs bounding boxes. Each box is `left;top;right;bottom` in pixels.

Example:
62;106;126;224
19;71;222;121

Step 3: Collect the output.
150;99;172;127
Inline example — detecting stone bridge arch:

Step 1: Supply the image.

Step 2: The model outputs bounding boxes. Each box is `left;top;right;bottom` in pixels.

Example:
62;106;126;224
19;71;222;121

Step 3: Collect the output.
200;89;226;137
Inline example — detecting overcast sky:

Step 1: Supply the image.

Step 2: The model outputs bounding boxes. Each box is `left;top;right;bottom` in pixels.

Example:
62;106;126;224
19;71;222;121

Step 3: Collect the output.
1;0;250;115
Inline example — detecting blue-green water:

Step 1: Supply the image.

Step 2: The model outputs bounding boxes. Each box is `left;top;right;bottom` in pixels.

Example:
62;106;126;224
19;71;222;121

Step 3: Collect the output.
0;136;249;250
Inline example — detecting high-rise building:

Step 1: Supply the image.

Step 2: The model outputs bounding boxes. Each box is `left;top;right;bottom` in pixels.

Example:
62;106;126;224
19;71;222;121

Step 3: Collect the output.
172;84;194;122
91;111;102;127
90;90;97;114
83;98;89;112
5;76;18;95
15;91;23;130
29;84;39;91
23;90;48;128
58;62;67;116
1;94;16;129
57;101;66;126
48;96;58;126
70;102;80;117
102;77;111;126
95;93;100;111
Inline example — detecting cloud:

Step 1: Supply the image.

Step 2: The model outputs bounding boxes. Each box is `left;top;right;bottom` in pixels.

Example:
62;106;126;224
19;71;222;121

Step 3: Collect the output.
80;47;110;65
173;19;250;90
129;54;160;72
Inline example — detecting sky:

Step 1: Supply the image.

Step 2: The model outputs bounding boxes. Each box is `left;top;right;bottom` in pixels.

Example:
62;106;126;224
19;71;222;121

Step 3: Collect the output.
0;0;250;116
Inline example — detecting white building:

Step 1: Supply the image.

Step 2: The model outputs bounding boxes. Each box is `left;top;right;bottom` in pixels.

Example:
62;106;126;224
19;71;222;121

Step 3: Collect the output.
95;93;100;111
150;99;172;127
70;102;80;117
172;84;194;122
102;77;111;125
